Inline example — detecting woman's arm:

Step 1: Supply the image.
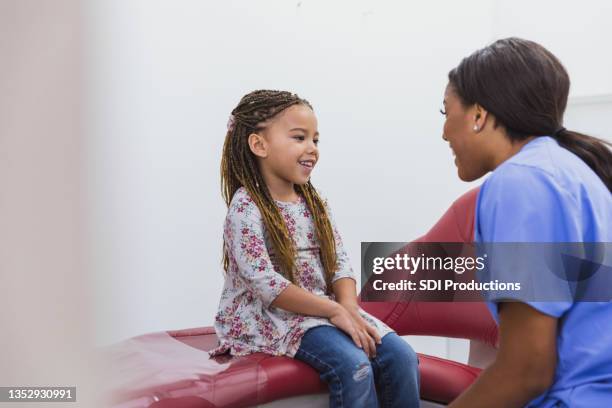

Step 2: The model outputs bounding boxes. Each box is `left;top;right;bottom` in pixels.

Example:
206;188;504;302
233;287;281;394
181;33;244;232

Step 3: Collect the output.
449;302;557;408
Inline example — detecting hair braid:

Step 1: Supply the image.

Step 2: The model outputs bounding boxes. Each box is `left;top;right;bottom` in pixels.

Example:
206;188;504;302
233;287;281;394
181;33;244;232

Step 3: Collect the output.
298;182;338;294
221;90;337;292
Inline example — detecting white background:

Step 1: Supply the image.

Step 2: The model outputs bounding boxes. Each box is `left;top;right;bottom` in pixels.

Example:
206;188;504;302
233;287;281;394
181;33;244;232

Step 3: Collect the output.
86;0;612;362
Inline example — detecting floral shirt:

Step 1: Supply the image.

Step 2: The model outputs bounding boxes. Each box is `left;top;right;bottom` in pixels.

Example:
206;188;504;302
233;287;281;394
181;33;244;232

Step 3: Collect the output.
209;187;394;358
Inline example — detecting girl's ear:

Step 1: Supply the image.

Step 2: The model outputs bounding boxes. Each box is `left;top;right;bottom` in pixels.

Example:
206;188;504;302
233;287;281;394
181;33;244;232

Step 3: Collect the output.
248;133;268;158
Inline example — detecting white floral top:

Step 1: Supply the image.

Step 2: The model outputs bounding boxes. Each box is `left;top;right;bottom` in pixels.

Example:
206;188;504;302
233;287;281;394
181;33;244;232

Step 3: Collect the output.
209;187;394;358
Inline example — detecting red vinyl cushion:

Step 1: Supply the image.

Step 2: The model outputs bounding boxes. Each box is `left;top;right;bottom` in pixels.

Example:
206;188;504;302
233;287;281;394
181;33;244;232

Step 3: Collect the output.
152;326;482;407
111;187;498;407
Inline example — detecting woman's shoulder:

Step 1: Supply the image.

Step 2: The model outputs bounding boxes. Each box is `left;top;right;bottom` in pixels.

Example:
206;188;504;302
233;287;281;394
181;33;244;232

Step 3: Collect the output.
482;161;563;203
482;138;608;210
485;136;602;198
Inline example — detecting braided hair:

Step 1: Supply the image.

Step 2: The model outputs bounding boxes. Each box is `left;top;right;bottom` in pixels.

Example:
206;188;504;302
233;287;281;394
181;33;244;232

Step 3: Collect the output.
221;90;338;293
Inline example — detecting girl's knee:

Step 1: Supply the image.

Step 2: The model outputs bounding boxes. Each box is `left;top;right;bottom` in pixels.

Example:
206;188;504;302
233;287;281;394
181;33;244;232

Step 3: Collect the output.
401;341;419;367
380;334;419;367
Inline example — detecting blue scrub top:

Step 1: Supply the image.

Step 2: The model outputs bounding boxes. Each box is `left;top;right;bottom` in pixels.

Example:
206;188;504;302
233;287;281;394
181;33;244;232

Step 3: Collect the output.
475;136;612;407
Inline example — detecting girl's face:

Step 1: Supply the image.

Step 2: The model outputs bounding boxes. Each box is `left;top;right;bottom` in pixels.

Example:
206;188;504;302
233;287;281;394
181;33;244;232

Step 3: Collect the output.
441;84;491;181
255;104;319;189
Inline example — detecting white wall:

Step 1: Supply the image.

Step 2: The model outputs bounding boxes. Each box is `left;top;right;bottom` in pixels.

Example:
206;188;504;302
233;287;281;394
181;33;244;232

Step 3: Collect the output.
492;0;612;97
87;0;612;364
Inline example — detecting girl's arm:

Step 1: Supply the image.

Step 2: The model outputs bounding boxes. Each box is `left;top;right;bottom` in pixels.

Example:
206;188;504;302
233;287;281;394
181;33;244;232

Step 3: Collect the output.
333;277;381;357
270;284;365;349
333;277;359;309
324;198;381;356
321;198;357;299
448;302;557;408
224;192;293;309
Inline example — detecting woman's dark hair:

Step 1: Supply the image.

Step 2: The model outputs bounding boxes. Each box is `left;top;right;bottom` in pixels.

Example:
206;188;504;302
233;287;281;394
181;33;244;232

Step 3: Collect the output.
448;37;612;192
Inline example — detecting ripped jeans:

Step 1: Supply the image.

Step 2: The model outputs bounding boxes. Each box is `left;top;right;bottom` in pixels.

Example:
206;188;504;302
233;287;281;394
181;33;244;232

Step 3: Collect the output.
294;325;420;408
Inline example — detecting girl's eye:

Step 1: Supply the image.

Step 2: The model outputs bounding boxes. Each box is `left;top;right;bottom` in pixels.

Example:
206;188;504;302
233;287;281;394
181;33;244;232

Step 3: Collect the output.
292;135;305;141
313;139;319;145
439;108;447;116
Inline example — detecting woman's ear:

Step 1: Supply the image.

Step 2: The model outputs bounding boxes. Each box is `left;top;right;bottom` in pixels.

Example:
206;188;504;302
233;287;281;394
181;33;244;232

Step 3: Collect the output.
473;104;489;132
248;133;268;158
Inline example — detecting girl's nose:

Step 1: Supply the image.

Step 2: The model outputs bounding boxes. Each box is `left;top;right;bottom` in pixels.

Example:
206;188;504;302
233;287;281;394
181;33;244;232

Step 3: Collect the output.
307;140;318;152
442;133;448;142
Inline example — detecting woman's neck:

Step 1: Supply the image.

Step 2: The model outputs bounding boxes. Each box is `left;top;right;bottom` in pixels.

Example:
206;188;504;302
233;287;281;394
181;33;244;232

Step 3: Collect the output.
488;133;536;171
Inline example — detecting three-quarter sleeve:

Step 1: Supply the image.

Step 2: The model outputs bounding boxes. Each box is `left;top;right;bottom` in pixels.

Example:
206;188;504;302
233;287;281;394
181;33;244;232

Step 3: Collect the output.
323;198;356;283
224;191;292;308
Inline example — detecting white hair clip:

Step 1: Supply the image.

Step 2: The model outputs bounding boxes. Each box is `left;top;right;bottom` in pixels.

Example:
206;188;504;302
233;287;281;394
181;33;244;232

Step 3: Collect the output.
227;114;236;132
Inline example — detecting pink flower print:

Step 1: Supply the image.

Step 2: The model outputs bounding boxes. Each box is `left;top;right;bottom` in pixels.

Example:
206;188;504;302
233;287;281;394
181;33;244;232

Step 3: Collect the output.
261;320;272;338
245;235;264;259
288;327;305;348
281;211;297;236
297;261;318;291
214;188;372;357
229;317;245;337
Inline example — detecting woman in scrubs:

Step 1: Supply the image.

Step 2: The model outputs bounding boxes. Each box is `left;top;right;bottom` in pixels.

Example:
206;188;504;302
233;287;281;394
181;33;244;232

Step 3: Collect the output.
442;38;612;407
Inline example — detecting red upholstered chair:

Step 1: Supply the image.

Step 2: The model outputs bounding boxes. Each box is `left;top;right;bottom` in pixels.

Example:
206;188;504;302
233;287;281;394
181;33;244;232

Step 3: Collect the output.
107;187;498;408
358;187;499;405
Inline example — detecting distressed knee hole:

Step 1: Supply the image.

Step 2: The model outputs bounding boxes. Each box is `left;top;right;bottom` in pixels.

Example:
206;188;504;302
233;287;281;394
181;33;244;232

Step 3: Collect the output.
352;362;371;382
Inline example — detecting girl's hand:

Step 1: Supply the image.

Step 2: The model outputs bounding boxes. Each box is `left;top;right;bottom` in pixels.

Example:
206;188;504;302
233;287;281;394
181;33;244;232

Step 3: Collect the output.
329;306;368;353
331;303;380;358
342;303;382;358
332;280;381;356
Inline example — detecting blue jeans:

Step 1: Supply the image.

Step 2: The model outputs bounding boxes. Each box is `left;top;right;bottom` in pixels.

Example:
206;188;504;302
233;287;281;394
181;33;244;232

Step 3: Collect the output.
294;325;420;408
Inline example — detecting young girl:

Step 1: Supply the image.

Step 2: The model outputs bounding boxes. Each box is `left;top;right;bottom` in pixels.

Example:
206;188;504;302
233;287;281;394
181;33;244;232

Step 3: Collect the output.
441;38;612;408
209;90;419;408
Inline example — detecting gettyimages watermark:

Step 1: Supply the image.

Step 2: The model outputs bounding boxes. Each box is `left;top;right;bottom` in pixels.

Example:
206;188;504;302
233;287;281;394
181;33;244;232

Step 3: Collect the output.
360;242;612;302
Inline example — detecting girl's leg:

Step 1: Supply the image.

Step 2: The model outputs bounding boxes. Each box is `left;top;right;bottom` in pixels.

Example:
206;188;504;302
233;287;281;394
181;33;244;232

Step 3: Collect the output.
371;333;420;408
294;325;379;408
